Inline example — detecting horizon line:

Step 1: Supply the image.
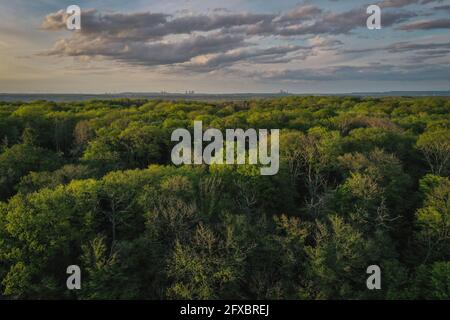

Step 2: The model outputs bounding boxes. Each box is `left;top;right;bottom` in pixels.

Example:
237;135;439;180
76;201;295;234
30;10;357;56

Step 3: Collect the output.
1;90;450;96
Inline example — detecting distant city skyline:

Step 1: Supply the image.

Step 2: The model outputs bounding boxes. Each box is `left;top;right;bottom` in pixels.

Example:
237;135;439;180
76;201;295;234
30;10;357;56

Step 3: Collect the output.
1;0;450;93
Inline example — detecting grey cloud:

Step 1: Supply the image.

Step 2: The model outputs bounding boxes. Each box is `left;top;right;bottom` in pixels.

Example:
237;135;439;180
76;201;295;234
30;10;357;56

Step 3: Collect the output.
40;7;339;69
344;39;450;63
378;0;419;8
41;9;70;30
336;0;442;7
183;45;309;71
274;5;322;23
42;33;246;66
387;41;450;52
256;64;450;82
121;34;246;66
41;10;169;37
333;0;438;6
398;18;450;30
41;9;275;39
421;0;444;4
277;8;416;36
345;40;450;54
39;3;426;70
40;9;276;67
407;49;450;63
42;4;417;40
378;0;446;8
433;5;450;11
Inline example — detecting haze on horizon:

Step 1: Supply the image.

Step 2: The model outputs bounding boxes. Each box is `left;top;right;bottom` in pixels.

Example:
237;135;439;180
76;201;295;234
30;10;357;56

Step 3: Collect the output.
1;0;450;94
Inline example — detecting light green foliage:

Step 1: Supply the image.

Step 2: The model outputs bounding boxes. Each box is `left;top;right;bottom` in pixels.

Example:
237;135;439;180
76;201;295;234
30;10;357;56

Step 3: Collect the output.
305;216;366;299
416;128;450;175
413;262;450;299
0;143;62;199
0;96;449;299
415;175;450;263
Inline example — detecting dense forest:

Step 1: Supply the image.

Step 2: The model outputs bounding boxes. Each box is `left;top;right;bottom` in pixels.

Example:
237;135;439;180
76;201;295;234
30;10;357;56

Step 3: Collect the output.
0;96;448;299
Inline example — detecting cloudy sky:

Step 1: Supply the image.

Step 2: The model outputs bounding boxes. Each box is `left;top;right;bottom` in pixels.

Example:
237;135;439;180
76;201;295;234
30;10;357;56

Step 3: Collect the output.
0;0;449;93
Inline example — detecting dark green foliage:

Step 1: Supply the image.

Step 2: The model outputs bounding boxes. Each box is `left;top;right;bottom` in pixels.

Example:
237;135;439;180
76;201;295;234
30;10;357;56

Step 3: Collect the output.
0;96;449;299
0;143;62;200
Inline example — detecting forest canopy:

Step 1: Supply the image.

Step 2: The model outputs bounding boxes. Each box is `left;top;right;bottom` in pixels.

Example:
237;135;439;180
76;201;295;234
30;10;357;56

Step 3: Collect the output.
0;96;449;299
